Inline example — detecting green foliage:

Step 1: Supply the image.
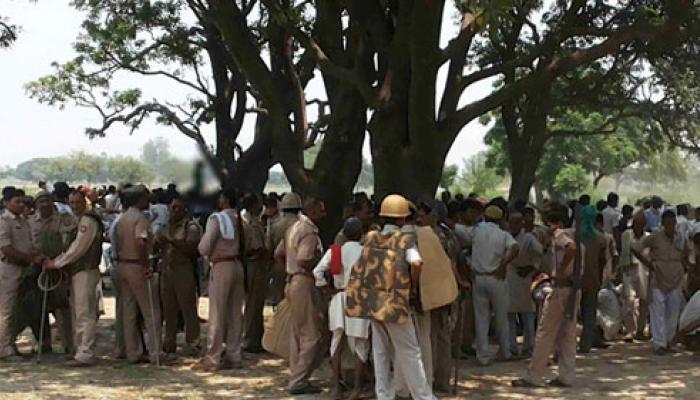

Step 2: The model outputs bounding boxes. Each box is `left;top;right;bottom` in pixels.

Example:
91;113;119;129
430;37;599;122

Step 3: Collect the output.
552;164;590;199
440;164;459;190
452;152;503;199
484;111;659;198
6;139;192;185
26;0;213;140
139;137;191;183
106;156;155;184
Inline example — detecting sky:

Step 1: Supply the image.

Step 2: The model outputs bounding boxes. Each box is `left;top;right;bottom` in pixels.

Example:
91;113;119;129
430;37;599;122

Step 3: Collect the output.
0;1;490;170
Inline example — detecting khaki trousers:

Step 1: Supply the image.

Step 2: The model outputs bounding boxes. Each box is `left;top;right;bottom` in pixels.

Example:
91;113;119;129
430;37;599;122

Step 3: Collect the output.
205;261;244;364
117;262;162;363
0;263;22;358
243;259;269;349
286;274;324;389
372;318;436;400
431;305;455;389
528;288;579;386
111;264;126;357
71;269;101;363
162;260;200;351
49;279;74;353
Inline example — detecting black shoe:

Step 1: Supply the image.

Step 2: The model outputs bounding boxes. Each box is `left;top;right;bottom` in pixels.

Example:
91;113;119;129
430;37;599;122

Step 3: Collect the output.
577;347;591;354
288;383;322;395
547;378;572;388
593;342;610;349
511;378;539;388
653;347;668;356
220;359;243;370
243;345;264;354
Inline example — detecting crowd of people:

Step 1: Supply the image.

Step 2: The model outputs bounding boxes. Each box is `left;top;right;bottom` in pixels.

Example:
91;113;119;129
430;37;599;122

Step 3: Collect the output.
1;182;700;399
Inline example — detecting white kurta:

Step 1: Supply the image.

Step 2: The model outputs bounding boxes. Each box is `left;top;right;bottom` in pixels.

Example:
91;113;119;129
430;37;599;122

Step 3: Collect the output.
313;241;370;361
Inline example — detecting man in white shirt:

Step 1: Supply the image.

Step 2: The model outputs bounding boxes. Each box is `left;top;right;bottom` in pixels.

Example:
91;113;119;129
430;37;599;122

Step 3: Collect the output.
313;218;370;400
464;205;519;365
676;204;691;240
602;192;622;234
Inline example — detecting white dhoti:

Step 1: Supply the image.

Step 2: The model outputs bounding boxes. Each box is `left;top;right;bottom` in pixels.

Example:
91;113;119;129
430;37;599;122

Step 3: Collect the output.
329;291;370;362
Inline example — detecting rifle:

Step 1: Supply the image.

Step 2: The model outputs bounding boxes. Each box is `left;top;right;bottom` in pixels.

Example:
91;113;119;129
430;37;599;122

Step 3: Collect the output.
565;204;582;321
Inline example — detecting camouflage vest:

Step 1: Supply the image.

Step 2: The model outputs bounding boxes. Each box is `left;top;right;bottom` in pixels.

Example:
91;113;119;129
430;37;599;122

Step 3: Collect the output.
346;229;415;324
68;211;104;276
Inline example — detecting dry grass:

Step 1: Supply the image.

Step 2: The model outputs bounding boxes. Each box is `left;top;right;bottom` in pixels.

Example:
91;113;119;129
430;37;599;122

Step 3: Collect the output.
3;296;700;399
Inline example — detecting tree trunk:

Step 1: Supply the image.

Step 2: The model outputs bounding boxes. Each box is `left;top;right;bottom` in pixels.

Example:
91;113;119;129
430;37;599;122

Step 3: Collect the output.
312;92;367;244
226;115;275;195
508;151;541;204
505;82;552;204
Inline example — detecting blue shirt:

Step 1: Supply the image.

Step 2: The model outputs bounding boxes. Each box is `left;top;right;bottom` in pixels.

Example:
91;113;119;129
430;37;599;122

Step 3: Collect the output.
645;208;661;232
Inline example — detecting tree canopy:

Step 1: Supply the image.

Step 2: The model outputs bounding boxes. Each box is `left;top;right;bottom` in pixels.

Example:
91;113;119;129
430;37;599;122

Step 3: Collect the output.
24;0;700;230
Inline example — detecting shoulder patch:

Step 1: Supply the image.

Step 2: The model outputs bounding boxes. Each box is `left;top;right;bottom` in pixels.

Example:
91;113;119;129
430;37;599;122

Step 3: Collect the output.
80;225;88;233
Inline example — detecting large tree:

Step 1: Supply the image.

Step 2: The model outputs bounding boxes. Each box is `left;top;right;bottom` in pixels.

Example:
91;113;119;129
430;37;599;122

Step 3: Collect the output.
27;0;699;236
476;0;697;201
26;0;276;193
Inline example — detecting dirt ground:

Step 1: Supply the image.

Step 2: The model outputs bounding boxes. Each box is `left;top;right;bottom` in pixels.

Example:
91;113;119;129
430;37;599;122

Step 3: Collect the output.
3;295;700;400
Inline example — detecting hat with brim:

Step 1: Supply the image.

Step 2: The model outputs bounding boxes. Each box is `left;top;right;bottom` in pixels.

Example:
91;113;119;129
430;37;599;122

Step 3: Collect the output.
484;205;504;220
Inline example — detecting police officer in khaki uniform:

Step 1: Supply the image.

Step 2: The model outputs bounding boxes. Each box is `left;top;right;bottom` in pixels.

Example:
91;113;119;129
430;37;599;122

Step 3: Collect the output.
274;197;327;395
30;190;77;356
44;191;104;366
0;188;44;361
114;186;164;364
154;197;201;356
193;188;245;371
513;205;581;388
241;194;267;353
267;193;302;304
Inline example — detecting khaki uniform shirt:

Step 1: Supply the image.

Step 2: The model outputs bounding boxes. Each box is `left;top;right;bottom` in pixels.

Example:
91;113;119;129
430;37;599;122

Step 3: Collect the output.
161;218;201;267
267;212;298;252
54;214;100;268
242;212;265;253
0;209;33;267
30;211;77;258
116;207;151;261
551;229;577;279
640;231;686;291
275;214;322;275
198;209;240;260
